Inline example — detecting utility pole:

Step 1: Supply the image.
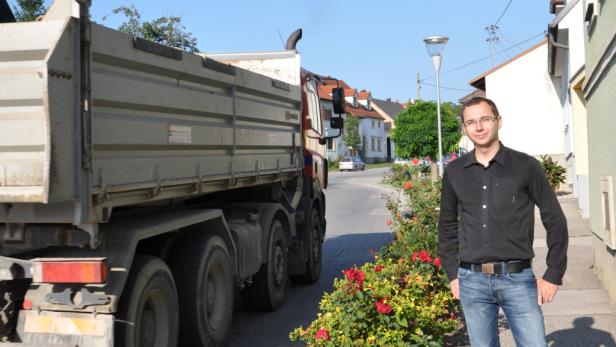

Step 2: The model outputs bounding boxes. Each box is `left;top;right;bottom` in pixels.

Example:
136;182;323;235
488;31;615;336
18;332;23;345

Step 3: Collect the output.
416;72;421;100
485;24;499;66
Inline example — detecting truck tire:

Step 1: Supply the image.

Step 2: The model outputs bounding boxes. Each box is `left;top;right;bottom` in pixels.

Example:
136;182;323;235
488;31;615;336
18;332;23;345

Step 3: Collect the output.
290;208;323;284
169;234;233;347
242;219;287;311
116;256;179;347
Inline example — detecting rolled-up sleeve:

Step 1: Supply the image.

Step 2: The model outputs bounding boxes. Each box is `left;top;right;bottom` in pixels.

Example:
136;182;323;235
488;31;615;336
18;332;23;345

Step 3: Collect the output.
528;158;568;285
439;166;460;282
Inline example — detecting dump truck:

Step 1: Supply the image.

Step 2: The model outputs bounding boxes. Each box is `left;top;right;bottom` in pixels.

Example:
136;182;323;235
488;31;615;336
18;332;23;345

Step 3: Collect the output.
0;0;345;345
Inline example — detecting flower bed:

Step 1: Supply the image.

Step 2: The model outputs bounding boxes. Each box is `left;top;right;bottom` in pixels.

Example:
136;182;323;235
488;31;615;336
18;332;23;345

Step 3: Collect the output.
290;177;461;346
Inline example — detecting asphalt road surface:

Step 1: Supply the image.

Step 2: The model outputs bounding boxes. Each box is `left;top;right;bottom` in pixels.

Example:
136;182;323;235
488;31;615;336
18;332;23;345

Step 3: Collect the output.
230;167;401;347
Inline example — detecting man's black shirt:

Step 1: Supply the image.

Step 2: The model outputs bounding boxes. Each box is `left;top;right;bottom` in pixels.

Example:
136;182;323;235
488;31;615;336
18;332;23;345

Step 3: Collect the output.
438;143;568;285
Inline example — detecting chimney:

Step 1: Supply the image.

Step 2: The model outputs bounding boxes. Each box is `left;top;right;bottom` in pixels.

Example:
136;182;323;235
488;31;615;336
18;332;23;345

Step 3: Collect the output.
550;0;565;14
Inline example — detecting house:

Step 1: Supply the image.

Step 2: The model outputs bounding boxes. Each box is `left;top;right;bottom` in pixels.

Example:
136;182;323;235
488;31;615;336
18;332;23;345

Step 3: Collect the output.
318;77;388;163
372;98;405;160
548;0;590;217
580;0;616;304
468;40;565;164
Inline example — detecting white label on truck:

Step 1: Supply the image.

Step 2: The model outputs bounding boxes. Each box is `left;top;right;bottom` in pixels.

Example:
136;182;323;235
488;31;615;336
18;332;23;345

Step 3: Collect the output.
168;125;192;144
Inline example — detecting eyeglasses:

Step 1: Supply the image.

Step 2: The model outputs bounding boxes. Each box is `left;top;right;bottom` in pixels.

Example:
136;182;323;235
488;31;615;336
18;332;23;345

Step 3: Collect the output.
463;115;498;128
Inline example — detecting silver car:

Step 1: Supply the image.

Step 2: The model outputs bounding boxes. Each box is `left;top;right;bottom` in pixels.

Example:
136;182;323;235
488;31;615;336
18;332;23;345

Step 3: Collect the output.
339;157;366;171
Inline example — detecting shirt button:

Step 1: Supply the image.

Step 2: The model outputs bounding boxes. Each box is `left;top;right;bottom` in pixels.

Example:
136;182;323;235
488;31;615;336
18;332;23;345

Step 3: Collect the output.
483;185;487;190
482;204;487;209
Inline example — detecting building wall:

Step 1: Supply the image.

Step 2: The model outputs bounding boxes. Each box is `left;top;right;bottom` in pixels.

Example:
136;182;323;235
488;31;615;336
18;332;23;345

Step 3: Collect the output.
584;0;616;304
359;118;387;163
555;0;590;215
485;43;565;158
321;100;348;161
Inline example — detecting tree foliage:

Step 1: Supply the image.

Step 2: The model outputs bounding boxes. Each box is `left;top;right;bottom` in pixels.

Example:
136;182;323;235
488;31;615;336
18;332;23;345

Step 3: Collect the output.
13;0;46;21
104;6;198;52
343;114;361;155
391;100;461;159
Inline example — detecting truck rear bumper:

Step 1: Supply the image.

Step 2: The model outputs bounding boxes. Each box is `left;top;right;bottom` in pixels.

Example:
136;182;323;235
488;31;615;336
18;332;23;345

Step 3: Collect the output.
12;310;113;347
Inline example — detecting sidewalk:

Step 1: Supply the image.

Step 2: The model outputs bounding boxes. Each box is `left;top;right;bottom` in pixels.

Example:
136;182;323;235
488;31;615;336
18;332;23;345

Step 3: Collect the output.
446;195;616;346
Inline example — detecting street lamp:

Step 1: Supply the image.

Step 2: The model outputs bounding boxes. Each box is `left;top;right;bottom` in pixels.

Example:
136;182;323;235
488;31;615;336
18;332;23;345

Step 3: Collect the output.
423;35;449;177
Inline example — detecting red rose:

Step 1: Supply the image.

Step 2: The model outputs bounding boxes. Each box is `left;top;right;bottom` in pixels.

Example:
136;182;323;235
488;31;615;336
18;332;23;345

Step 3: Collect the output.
404;181;414;190
433;257;442;268
419;250;432;263
315;328;330;341
343;268;365;291
386;219;393;226
375;298;393;314
374;264;384;272
411;158;420;165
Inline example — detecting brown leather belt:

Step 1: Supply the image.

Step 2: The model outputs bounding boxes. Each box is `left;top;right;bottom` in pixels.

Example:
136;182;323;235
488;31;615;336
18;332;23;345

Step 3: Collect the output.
459;259;531;274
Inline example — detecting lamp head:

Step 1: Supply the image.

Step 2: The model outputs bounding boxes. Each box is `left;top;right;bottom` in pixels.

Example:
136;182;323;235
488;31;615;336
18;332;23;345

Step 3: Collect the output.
423;35;449;57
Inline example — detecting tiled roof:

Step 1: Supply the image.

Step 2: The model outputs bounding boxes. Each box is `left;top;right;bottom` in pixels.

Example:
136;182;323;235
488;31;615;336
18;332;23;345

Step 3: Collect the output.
372;98;404;119
345;103;383;119
358;90;371;100
344;88;358;97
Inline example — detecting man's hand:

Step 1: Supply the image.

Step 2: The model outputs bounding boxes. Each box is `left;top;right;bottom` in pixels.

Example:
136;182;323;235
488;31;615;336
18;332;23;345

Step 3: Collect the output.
450;279;460;299
537;278;559;305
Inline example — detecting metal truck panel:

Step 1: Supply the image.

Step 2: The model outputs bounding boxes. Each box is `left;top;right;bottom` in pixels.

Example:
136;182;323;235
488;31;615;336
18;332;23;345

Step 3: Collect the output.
0;2;303;223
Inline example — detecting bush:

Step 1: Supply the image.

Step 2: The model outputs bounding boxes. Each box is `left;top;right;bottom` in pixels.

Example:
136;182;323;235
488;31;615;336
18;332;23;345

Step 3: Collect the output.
385;163;430;188
329;158;341;170
539;155;566;191
290;176;461;346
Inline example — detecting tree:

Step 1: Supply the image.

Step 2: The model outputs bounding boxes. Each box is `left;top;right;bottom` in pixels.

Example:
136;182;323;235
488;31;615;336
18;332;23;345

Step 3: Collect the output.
391;100;461;159
104;6;198;52
13;0;46;21
343;114;361;156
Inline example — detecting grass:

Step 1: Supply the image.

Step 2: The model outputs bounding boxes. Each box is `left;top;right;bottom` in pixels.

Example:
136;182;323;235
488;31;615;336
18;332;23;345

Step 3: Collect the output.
367;162;393;170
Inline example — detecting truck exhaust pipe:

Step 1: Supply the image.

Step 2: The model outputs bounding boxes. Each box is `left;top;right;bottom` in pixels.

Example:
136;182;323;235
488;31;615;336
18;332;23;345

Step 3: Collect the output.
285;29;302;50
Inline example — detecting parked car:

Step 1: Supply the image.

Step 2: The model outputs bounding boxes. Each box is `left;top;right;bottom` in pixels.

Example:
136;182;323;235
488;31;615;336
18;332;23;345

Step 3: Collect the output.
393;157;411;165
339;157;366;171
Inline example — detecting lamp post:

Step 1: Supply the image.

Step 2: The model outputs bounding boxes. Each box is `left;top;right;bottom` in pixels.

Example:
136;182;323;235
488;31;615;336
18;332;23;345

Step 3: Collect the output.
423;35;448;177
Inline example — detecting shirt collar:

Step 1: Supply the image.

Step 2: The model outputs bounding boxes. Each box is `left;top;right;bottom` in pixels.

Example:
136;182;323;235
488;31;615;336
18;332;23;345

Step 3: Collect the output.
464;142;506;168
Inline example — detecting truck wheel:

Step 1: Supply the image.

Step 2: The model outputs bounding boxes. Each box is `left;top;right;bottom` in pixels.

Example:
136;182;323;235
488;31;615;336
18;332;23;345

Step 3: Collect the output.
290;209;323;284
116;256;179;347
242;219;287;311
169;235;233;347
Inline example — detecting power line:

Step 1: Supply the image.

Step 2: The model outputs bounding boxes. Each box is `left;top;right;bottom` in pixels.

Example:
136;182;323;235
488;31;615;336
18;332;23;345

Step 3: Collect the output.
420;31;545;82
421;82;474;92
495;0;513;25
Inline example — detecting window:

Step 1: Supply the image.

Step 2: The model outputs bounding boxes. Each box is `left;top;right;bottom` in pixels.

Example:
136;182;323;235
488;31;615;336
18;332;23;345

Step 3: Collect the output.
377;138;381;152
378;121;381;128
327;138;334;150
304;80;322;135
371;137;375;151
371;120;375;129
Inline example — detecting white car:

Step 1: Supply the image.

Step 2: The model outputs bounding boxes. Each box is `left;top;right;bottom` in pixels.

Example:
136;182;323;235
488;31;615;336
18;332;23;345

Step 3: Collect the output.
393;157;411;165
339;157;366;171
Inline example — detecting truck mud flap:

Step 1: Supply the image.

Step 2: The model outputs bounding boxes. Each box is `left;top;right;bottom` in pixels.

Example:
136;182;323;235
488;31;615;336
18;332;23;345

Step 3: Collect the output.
12;310;113;347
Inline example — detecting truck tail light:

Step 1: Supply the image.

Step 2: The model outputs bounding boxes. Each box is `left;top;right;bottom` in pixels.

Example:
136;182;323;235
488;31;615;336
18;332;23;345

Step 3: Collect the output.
32;258;108;284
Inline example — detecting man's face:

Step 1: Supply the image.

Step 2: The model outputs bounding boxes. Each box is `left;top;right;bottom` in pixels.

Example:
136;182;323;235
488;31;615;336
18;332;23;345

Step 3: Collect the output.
462;102;502;148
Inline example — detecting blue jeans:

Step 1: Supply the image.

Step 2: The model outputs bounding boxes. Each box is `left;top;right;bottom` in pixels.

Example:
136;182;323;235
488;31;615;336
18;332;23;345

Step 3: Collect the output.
458;267;547;347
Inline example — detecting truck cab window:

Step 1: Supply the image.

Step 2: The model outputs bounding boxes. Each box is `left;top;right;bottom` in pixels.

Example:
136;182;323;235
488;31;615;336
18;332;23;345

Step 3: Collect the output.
305;80;322;135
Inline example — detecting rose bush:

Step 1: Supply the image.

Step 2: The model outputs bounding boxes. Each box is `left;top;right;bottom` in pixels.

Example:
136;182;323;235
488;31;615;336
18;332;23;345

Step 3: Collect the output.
290;176;461;346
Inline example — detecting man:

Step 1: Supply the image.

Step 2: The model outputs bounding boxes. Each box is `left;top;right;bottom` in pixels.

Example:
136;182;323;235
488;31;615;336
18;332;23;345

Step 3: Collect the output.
439;97;568;346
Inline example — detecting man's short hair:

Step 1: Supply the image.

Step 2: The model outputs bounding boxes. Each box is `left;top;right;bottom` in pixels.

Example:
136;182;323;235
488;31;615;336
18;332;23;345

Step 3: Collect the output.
461;97;500;121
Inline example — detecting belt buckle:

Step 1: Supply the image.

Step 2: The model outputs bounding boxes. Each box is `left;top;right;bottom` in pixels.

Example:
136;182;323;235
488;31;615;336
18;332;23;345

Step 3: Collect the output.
481;263;495;274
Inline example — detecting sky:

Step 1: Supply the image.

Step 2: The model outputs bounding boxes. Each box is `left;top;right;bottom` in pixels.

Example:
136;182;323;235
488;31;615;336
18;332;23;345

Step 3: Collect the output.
10;0;555;103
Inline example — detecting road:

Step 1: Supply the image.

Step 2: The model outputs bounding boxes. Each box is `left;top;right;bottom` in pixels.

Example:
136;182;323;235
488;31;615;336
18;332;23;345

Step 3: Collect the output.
230;167;401;346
